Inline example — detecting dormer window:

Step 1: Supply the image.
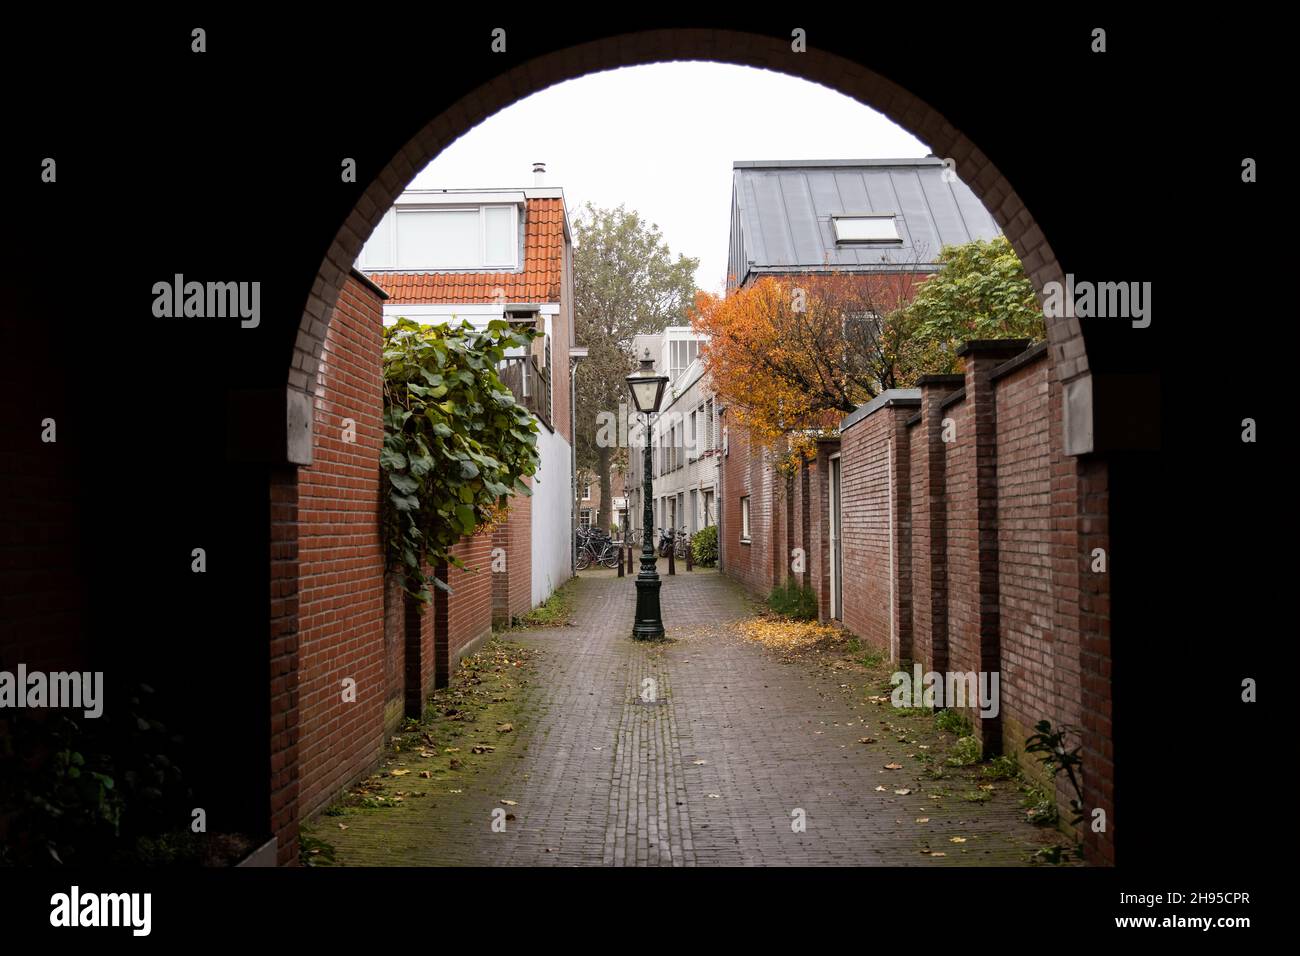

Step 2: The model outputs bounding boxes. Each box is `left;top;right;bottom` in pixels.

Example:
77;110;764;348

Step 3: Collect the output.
832;215;901;244
359;202;521;271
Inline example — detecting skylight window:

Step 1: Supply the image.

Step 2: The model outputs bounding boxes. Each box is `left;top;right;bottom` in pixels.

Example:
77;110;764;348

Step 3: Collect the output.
833;215;901;243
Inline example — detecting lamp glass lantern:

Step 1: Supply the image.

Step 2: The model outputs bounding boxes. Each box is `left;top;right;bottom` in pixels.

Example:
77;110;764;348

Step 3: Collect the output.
626;349;669;415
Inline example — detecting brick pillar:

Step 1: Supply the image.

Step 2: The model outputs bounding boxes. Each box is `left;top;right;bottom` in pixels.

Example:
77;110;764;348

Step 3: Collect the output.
1076;456;1112;864
798;456;811;592
401;583;427;719
957;340;1031;753
783;467;795;588
887;401;918;664
268;465;301;866
914;374;963;678
491;520;511;628
432;560;452;688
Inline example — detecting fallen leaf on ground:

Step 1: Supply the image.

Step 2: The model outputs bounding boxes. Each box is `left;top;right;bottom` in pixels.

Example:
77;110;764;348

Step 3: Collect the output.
500;799;518;806
874;786;888;792
859;737;876;744
916;817;930;824
950;837;967;843
496;723;514;733
894;788;912;795
390;769;410;776
884;763;902;770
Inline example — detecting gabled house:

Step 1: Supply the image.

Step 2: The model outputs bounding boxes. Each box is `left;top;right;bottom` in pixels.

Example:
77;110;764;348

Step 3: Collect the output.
718;157;1002;603
726;156;1000;290
359;166;577;623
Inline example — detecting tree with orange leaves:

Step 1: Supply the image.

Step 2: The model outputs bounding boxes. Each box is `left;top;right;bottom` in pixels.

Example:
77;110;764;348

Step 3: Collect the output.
690;237;1044;449
690;270;930;447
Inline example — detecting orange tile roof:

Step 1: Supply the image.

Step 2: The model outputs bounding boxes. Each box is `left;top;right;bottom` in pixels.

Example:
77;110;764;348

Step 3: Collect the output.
370;197;566;304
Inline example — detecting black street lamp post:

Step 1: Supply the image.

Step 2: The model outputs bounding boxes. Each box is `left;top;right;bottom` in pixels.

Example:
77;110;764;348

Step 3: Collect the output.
626;349;670;640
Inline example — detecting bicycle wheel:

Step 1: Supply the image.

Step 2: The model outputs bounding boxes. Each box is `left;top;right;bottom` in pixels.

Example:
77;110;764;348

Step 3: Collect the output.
575;547;591;570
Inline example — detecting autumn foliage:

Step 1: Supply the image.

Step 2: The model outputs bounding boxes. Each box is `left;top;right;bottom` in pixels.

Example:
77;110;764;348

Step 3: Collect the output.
690;237;1045;449
690;270;930;447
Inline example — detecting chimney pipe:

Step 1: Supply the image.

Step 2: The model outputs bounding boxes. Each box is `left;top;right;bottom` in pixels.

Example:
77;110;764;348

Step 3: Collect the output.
533;162;546;187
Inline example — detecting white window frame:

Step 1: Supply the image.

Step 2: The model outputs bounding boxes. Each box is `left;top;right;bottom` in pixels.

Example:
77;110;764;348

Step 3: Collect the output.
362;203;520;271
832;214;901;244
740;495;751;543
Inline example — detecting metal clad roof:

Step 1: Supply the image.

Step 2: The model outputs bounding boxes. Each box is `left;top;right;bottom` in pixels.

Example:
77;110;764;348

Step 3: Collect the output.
729;158;1003;287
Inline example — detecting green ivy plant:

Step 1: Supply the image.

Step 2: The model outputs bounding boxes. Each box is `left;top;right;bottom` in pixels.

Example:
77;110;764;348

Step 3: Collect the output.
381;317;541;601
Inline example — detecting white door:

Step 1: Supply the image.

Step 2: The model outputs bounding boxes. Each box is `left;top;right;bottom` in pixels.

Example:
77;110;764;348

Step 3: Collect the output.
829;455;843;620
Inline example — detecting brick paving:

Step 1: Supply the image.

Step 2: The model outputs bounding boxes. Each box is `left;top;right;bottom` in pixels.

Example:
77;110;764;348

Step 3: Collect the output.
328;564;1056;865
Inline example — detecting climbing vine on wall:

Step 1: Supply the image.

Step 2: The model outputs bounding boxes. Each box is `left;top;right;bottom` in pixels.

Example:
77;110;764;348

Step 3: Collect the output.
381;317;541;601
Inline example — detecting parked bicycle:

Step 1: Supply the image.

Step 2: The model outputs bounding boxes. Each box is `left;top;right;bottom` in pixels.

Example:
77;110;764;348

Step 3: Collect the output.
575;525;620;570
673;528;690;560
656;526;691;559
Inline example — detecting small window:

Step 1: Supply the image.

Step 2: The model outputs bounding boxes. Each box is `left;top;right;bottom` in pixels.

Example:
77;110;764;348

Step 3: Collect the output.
833;215;901;244
740;496;751;542
583;483;591;500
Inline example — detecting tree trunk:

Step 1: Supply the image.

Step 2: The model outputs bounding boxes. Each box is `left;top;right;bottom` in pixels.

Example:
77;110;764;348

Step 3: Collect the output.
596;444;613;533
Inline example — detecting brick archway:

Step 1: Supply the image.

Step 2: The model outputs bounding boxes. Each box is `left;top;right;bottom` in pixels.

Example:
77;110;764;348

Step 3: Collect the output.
291;29;1087;411
274;29;1110;865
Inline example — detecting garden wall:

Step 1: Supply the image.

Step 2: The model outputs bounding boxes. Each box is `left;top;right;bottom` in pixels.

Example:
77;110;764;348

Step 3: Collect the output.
295;271;503;826
719;338;1113;863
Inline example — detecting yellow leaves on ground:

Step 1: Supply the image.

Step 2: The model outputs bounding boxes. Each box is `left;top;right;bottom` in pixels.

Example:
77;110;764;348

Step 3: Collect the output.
737;617;841;654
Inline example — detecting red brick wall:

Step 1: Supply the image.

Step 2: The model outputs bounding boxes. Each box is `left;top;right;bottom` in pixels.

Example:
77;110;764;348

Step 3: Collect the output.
296;273;387;822
719;413;776;599
839;410;892;652
826;341;1113;862
269;466;300;865
995;357;1057;780
436;533;495;686
805;443;836;623
837;402;916;657
907;416;929;664
491;487;532;627
942;397;978;680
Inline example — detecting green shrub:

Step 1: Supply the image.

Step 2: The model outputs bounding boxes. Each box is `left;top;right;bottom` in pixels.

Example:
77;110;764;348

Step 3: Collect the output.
983;754;1020;780
766;581;818;620
1021;786;1059;825
690;525;718;567
934;708;974;736
0;683;193;866
946;734;982;766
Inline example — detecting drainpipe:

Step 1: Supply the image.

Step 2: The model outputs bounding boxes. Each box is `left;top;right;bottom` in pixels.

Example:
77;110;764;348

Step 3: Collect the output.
568;348;587;575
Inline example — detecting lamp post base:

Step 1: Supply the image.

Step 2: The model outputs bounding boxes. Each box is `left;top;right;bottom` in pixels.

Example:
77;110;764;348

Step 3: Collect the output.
632;574;665;640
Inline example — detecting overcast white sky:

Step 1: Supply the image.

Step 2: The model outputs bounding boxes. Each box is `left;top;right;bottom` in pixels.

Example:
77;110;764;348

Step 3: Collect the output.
409;62;929;294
